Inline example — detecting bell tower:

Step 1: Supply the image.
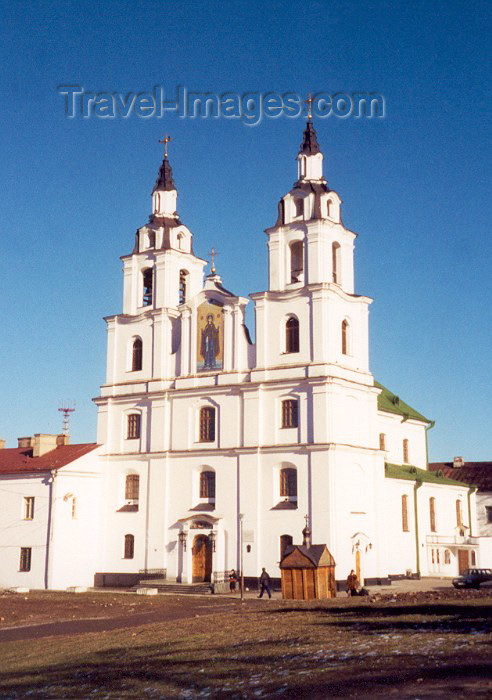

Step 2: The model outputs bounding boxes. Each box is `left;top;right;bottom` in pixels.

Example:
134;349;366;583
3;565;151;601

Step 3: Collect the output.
252;117;372;374
121;137;206;316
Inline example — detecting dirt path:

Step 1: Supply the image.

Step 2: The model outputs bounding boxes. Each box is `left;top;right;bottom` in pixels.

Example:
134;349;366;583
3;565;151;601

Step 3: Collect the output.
0;598;242;642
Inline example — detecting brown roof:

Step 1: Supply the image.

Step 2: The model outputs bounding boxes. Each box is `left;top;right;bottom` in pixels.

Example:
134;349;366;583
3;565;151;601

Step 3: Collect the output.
429;462;492;492
0;444;99;475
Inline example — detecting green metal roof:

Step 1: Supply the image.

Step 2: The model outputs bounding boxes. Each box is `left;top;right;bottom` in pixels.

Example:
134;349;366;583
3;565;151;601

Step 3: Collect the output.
385;462;466;487
375;381;431;424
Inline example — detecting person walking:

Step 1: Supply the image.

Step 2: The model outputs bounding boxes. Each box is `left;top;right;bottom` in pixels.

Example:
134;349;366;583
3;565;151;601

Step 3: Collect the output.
346;569;359;597
258;568;272;598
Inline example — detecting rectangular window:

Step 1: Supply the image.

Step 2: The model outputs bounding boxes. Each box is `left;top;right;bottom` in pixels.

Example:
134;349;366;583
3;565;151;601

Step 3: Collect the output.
379;433;386;451
125;474;140;500
430;497;437;532
280;468;297;499
403;439;409;463
124;534;134;559
456;500;463;527
199;407;215;442
19;547;32;572
401;494;409;531
486;506;492;524
71;497;77;519
23;497;35;520
199;471;216;499
281;399;298;429
127;414;141;439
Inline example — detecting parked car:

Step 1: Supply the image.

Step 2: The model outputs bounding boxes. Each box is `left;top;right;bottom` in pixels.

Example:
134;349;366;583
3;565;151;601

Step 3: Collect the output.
452;568;492;589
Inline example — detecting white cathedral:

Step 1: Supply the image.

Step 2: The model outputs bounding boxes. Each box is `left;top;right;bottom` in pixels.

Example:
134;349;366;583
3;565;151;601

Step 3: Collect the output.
0;121;486;592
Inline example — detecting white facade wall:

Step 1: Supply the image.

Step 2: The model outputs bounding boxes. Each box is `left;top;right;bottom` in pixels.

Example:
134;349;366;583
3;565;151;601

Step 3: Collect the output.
476;491;492;536
0;474;51;589
0;449;101;590
378;412;428;470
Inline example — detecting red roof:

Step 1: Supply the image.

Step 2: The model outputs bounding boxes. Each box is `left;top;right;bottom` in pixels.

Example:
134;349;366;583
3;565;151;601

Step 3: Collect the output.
0;443;99;475
429;462;492;492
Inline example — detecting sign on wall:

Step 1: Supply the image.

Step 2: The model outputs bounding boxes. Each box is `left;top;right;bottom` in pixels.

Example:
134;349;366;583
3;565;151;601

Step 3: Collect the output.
197;300;224;372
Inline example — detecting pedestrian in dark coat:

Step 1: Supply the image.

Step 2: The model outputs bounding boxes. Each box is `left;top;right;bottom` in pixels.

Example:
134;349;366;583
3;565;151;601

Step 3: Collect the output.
229;569;238;592
346;569;359;597
258;568;272;598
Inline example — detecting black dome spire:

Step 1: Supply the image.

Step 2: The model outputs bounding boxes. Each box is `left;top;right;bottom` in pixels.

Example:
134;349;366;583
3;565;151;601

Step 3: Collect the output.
299;119;321;156
153;156;176;193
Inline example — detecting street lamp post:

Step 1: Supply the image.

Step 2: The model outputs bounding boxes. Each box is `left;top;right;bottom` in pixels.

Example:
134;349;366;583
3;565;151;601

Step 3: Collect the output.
239;513;244;601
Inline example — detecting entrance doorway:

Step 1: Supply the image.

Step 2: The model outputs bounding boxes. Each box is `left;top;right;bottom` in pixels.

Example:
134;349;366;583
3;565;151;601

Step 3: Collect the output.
192;534;212;582
458;549;469;574
355;550;361;583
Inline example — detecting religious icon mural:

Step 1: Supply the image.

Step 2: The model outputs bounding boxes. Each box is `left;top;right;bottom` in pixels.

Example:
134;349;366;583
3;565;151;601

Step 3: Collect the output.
197;301;224;372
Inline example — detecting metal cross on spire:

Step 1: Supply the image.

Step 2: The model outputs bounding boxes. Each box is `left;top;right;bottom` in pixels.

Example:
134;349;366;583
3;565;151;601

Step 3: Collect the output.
304;513;310;528
208;247;218;274
304;93;314;120
159;135;172;158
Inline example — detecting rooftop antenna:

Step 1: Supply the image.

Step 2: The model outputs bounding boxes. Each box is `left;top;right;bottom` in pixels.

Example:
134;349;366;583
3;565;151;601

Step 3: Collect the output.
58;402;76;435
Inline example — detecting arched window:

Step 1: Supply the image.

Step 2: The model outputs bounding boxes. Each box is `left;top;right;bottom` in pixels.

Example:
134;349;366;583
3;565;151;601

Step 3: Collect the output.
326;199;332;218
177;232;185;250
294;198;303;217
199;407;215;442
179;270;188;304
379;433;386;450
199;471;216;499
401;494;409;531
280;468;297;500
300;157;306;178
154;193;160;214
403;439;409;463
332;242;341;284
124;534;134;559
127;414;141;440
444;549;451;565
285;317;299;353
471;551;476;566
429;497;436;532
290;241;303;283
281;399;298;428
341;319;349;355
142;268;153;306
125;474;140;501
132;338;143;371
280;534;293;557
456;500;463;527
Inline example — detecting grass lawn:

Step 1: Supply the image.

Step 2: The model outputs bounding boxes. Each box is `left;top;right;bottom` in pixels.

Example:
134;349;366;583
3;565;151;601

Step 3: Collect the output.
0;592;491;698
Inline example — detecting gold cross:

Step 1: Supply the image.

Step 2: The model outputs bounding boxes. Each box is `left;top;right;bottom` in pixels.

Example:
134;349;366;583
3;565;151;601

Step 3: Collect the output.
159;135;172;157
304;93;313;119
304;514;310;528
208;247;218;274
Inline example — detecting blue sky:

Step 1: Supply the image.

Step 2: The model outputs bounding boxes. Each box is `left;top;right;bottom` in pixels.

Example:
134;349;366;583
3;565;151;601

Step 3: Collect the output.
1;0;490;460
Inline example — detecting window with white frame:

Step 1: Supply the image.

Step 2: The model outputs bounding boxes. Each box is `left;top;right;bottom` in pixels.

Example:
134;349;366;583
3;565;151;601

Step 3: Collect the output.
127;414;141;440
199;407;215;442
281;399;299;429
280;467;297;501
125;474;140;503
19;547;31;572
285;316;299;353
199;470;216;500
289;241;303;283
131;338;143;371
124;534;135;559
23;496;35;520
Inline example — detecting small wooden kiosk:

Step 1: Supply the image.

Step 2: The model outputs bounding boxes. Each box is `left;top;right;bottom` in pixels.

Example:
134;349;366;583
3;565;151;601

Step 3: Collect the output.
279;524;336;600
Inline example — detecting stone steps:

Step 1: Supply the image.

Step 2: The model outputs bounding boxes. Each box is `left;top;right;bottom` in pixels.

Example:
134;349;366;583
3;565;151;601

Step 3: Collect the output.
133;580;213;595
